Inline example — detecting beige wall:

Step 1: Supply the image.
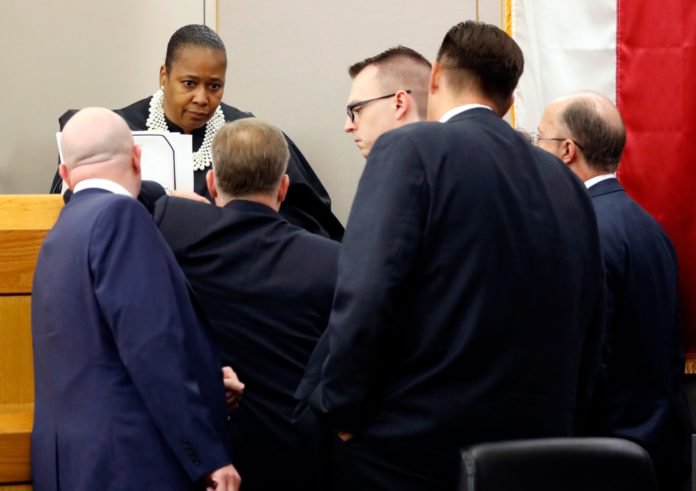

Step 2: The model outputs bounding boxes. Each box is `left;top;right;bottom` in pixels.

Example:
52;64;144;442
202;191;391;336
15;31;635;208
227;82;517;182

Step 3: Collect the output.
220;1;501;223
1;0;502;224
0;1;207;195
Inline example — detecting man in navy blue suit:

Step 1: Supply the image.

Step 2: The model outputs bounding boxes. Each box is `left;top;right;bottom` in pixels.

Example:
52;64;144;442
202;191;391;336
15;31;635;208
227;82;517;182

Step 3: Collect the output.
311;21;606;491
153;118;339;491
31;108;240;491
536;92;693;491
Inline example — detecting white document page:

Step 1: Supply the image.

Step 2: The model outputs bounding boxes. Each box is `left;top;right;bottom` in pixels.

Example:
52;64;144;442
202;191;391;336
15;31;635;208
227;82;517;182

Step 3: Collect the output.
56;131;194;193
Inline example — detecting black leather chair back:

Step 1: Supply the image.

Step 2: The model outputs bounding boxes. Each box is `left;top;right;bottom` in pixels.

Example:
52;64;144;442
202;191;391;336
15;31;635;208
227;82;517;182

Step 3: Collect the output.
460;437;657;491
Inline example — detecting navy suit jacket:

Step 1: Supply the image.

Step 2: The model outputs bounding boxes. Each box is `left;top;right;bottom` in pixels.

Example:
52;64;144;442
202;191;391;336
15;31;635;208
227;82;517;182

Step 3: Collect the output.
587;178;692;491
31;189;231;491
153;197;339;491
313;109;606;484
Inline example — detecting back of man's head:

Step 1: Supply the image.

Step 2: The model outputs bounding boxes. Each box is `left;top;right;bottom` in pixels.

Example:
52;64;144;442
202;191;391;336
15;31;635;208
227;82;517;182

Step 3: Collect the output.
211;118;289;199
349;46;431;120
560;93;626;173
60;108;140;194
436;21;524;115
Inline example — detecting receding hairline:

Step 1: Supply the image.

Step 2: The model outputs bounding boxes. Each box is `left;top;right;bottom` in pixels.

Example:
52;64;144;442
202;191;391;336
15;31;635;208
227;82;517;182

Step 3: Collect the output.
558;92;624;136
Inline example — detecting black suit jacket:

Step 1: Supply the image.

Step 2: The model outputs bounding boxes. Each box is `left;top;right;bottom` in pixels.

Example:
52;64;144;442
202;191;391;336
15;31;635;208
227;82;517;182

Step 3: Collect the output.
153;197;339;491
313;108;606;486
586;178;692;491
52;98;344;240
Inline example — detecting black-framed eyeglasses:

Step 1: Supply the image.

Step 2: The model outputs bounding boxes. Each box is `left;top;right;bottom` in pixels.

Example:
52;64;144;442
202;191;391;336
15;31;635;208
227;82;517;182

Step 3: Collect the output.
346;90;412;122
528;131;584;150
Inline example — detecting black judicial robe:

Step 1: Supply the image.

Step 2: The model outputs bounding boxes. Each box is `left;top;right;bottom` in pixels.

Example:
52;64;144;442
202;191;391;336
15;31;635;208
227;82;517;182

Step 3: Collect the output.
51;97;344;241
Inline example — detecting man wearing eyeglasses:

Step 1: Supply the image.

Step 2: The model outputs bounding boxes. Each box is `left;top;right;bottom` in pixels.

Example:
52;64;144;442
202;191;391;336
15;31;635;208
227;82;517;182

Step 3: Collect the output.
343;46;431;158
537;92;693;491
312;22;606;491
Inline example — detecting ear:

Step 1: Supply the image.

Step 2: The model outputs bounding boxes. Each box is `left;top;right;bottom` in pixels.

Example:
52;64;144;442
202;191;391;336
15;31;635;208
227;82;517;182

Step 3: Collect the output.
560;139;577;165
394;90;410;120
429;62;442;95
58;163;71;190
132;144;142;177
277;174;290;204
206;169;218;200
159;65;167;88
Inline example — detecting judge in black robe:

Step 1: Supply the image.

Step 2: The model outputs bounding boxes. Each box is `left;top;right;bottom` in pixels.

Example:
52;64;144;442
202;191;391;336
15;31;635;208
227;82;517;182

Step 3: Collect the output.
51;97;344;241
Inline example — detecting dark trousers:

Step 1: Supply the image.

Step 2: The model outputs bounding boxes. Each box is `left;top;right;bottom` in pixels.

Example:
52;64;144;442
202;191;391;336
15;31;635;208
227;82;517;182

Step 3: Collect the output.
330;433;460;491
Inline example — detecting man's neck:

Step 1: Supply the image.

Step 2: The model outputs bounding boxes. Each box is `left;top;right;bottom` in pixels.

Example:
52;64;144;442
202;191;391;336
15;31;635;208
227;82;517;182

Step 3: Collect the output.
430;92;499;121
217;193;280;212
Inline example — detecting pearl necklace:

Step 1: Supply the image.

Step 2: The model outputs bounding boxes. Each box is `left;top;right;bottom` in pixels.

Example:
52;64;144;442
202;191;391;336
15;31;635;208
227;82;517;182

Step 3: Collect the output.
145;88;225;171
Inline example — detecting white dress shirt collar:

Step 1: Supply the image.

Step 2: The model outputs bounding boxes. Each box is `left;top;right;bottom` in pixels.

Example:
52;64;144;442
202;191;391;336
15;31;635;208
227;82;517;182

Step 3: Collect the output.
439;104;493;123
73;178;134;197
584;173;616;189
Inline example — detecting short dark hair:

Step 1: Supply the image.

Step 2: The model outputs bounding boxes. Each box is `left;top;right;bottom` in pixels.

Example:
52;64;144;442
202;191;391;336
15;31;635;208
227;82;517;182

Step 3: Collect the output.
165;24;227;72
212;119;289;197
348;46;431;78
436;21;523;113
561;97;626;173
348;46;432;119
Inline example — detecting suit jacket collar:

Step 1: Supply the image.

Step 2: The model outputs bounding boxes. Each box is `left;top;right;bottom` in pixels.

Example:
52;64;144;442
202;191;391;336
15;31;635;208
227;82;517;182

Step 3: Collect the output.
587;177;623;198
445;107;498;125
223;199;279;217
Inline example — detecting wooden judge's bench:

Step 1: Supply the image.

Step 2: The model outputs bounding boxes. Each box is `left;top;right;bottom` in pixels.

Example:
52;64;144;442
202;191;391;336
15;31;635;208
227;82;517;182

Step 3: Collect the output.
0;195;62;490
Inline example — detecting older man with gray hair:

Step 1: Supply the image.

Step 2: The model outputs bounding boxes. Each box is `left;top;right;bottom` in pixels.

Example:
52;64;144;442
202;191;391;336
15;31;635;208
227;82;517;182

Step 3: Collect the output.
536;92;693;491
154;118;339;491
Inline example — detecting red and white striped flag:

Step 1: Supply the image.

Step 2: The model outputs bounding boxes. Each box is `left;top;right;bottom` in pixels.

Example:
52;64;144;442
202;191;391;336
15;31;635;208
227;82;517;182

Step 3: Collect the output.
505;0;696;372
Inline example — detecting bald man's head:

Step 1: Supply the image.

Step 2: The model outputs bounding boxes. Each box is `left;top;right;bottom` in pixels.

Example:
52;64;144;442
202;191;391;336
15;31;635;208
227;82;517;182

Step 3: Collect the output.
61;108;134;170
539;92;626;174
59;108;142;195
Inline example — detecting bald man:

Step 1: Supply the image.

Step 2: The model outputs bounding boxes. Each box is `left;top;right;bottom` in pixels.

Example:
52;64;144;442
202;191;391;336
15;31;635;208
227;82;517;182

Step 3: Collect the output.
536;93;692;491
343;46;431;158
31;108;240;491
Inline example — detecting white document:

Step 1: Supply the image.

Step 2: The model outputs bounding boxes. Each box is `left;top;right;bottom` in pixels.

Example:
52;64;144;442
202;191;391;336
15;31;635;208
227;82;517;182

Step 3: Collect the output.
56;131;194;193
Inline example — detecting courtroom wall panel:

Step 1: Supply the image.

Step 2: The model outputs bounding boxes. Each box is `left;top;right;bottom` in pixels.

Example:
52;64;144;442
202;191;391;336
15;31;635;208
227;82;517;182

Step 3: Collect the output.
219;0;501;223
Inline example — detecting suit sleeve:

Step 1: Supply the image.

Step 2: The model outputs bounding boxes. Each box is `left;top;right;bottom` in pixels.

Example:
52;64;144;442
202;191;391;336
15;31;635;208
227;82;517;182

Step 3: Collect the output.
314;132;428;433
89;198;230;481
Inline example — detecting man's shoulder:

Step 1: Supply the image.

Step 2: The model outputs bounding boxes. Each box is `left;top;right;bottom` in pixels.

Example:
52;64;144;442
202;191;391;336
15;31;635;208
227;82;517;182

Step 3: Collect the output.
154;196;222;229
592;185;670;241
219;101;254;122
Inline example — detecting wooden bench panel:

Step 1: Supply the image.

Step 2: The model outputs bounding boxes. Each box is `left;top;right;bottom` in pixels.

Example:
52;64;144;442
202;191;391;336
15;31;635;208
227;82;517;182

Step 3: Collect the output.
0;232;48;295
0;404;32;484
0;195;62;489
0;195;62;295
0;196;62;231
0;297;33;405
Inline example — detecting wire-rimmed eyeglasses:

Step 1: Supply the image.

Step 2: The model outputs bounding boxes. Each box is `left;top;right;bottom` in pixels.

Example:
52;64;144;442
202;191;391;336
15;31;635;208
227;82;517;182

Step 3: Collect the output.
528;131;584;150
346;90;412;122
